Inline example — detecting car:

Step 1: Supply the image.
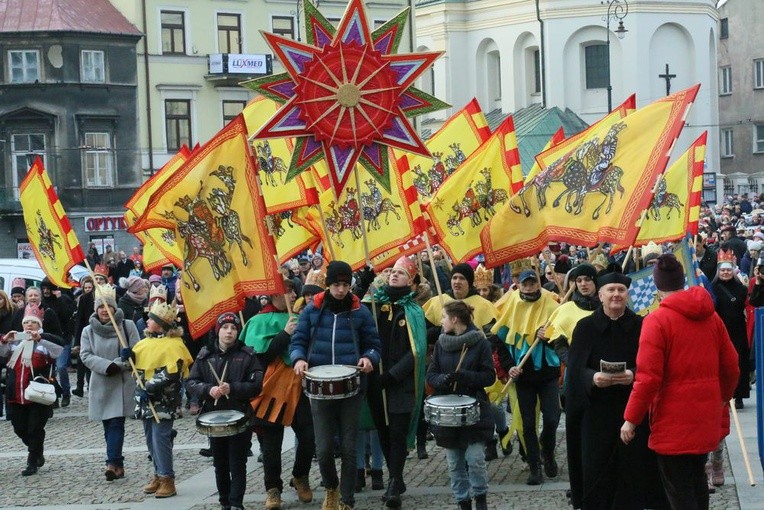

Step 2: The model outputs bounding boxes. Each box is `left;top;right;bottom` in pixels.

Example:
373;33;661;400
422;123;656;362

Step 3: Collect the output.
0;258;90;296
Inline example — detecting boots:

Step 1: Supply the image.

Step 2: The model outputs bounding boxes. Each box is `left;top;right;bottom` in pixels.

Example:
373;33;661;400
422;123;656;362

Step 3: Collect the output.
484;439;498;461
105;464;118;481
458;499;472;510
72;386;84;397
543;451;559;478
354;468;366;492
142;475;161;494
265;487;282;510
322;488;340;510
370;469;384;490
498;429;513;456
21;454;37;476
527;461;543;485
291;476;313;503
705;464;716;494
154;476;176;498
474;494;488;510
711;458;725;486
384;478;402;508
417;439;428;459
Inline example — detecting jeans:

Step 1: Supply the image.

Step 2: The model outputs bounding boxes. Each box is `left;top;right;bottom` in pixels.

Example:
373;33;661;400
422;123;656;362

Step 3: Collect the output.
356;430;384;470
103;417;126;467
212;429;252;508
516;378;560;464
259;395;315;491
8;402;51;458
56;343;71;396
490;400;507;433
311;392;363;506
657;453;709;510
445;442;488;502
143;418;175;477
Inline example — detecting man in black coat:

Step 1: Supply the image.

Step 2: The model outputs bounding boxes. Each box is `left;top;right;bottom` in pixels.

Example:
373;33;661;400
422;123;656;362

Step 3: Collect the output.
41;278;76;407
694;234;718;281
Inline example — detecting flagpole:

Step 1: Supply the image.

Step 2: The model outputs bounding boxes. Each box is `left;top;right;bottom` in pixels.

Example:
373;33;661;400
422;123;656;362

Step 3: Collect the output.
83;259;160;423
423;232;445;306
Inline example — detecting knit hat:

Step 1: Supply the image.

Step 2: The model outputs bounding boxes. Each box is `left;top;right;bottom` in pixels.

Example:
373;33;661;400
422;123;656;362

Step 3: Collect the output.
22;303;44;326
451;263;475;287
122;275;148;298
652;254;685;292
11;277;25;296
148;274;162;284
94;284;117;310
570;263;598;282
215;312;241;335
325;261;353;286
553;255;571;274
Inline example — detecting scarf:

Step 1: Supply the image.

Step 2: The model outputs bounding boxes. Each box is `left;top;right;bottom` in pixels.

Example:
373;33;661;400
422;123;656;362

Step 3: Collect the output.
7;338;36;369
438;327;484;352
572;291;600;311
519;290;542;302
324;292;353;313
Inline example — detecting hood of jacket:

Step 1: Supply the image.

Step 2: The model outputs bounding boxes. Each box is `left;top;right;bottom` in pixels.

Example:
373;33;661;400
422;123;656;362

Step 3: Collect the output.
659;286;714;321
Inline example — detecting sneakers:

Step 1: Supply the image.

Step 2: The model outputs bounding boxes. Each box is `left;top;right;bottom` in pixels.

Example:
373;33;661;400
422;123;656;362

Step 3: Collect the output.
265;487;282;510
291;476;313;503
322;488;340;510
142;475;161;494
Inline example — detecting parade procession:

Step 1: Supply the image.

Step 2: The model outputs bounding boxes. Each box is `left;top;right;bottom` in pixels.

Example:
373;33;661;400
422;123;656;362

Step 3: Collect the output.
0;0;763;509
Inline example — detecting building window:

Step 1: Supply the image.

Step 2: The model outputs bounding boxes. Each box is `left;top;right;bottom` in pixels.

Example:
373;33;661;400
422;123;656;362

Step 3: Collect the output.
217;13;242;54
749;177;759;194
720;66;732;95
81;50;105;83
165;99;192;151
8;50;40;83
222;100;246;126
754;125;764;154
82;132;114;187
533;49;541;94
11;133;46;198
584;44;609;89
487;50;501;102
272;16;296;40
161;11;186;55
720;18;729;39
721;128;734;158
755;59;764;90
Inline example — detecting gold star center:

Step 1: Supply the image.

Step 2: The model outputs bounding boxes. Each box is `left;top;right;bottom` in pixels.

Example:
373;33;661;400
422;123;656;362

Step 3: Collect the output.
337;83;361;107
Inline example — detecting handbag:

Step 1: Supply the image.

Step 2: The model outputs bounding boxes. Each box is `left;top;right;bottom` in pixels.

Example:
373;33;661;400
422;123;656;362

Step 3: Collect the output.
24;364;57;406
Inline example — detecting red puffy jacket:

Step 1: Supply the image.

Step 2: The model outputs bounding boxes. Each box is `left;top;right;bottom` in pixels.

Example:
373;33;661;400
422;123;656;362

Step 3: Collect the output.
624;286;739;455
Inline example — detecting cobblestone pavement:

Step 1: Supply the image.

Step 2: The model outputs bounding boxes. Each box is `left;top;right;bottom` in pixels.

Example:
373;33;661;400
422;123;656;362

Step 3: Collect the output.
0;373;745;509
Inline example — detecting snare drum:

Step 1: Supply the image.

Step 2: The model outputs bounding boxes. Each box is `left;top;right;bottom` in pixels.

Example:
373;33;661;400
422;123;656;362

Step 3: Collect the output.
424;395;479;427
196;410;250;437
303;365;360;400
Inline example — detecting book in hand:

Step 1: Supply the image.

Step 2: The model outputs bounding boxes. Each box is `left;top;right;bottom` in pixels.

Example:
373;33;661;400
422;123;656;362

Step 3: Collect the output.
600;360;627;374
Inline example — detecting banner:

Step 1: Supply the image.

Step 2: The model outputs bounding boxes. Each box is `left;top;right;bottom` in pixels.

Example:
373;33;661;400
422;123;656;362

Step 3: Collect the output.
19;157;85;288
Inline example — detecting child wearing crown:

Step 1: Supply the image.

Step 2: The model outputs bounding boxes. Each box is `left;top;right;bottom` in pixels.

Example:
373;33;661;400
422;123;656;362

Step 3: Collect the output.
131;299;193;498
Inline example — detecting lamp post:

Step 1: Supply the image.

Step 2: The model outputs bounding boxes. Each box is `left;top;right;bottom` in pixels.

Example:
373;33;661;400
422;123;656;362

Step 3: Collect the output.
603;0;628;112
291;0;320;42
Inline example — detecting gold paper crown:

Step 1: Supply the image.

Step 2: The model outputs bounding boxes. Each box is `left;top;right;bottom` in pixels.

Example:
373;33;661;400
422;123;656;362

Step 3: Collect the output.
149;283;168;302
509;258;534;275
94;284;116;303
718;247;736;265
641;241;662;259
473;264;494;288
148;300;178;330
305;268;326;288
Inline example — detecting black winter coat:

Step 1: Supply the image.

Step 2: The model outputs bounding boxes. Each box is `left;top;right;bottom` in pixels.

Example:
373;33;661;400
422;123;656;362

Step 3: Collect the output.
425;326;495;449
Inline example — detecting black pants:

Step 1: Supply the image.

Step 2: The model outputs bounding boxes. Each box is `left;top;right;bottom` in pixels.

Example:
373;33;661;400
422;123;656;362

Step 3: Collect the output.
75;361;90;390
8;402;52;459
515;378;560;464
259;395;315;491
656;453;709;510
375;411;411;483
211;429;253;508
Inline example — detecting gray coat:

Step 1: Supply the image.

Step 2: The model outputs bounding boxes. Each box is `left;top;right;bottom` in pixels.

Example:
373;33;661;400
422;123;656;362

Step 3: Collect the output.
80;309;140;421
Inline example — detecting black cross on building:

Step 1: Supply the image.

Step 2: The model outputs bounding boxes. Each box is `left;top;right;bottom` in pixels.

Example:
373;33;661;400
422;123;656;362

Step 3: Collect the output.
659;63;676;96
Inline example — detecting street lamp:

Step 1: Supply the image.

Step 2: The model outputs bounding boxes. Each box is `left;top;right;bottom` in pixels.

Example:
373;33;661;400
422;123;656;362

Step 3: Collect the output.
603;0;628;112
291;0;320;42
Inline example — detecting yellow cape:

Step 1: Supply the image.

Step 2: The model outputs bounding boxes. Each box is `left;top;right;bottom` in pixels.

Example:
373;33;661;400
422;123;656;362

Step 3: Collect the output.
422;293;497;328
490;291;559;348
132;336;194;380
544;301;595;345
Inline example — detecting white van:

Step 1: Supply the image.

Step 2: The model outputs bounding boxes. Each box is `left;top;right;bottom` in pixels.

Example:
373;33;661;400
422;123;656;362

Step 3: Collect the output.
0;258;90;295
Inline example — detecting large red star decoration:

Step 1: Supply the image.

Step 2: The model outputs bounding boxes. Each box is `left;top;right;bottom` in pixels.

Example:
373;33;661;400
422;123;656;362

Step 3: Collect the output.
243;0;448;195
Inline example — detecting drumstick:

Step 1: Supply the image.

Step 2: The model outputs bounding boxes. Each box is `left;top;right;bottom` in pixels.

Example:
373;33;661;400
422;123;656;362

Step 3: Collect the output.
207;360;230;405
453;344;468;392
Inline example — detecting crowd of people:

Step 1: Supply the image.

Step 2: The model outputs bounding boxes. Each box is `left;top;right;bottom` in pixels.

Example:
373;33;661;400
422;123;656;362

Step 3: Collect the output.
0;192;760;510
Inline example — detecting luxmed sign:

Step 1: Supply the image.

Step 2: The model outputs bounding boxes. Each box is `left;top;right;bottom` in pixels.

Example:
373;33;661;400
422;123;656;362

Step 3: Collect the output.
228;54;267;73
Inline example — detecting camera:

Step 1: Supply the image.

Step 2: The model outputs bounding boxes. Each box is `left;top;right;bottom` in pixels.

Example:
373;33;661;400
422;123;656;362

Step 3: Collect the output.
14;331;30;342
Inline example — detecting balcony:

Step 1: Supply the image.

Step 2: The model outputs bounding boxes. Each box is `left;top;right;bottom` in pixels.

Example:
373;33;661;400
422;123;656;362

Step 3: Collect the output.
206;54;273;87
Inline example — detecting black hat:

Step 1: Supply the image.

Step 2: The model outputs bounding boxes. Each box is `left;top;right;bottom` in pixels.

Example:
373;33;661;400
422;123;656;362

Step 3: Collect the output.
40;277;57;291
215;312;241;335
302;284;323;297
326;261;353;286
652;254;685;292
553;255;571;274
597;271;632;288
570;263;597;282
451;263;475;287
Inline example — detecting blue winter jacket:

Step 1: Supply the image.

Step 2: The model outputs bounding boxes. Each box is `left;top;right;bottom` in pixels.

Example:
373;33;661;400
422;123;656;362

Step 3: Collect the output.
290;291;381;368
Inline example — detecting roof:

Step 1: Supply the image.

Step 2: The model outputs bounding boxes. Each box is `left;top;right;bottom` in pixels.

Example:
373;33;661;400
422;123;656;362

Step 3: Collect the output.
485;104;589;175
0;0;142;36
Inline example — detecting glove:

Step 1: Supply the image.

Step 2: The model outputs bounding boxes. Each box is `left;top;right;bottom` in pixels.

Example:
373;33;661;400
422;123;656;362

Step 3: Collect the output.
442;373;456;387
136;389;149;403
105;363;120;376
358;266;376;287
451;371;465;382
120;347;133;361
379;372;394;389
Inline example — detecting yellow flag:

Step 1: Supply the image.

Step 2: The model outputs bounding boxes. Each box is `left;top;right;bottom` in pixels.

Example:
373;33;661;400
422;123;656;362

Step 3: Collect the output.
243;96;320;213
266;208;320;264
612;132;707;250
481;85;699;266
19;158;85;288
396;98;491;205
131;115;283;337
524;127;566;185
425;117;520;263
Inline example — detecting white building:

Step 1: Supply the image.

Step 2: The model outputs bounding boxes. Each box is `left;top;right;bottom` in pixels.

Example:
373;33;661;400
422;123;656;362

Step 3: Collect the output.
415;0;722;200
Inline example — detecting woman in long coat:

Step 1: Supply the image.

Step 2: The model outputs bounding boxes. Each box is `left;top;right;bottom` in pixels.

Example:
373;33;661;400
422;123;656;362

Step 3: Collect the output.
80;285;140;481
